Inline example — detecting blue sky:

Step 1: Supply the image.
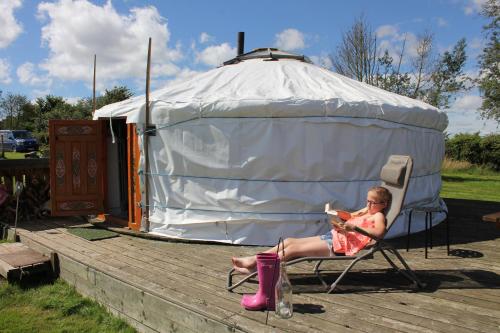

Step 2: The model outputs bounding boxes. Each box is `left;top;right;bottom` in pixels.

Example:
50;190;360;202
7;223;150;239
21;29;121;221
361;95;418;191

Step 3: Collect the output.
0;0;498;134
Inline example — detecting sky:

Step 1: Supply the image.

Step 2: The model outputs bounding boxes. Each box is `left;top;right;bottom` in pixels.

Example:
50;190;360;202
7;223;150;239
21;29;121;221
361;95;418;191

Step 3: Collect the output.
0;0;498;135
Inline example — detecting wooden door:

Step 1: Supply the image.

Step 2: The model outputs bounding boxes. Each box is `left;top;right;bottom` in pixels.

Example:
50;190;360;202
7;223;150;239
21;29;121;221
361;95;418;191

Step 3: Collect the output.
49;120;105;216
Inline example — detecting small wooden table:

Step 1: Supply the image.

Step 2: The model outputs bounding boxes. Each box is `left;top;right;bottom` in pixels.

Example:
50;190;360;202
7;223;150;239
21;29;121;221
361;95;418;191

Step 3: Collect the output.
483;212;500;229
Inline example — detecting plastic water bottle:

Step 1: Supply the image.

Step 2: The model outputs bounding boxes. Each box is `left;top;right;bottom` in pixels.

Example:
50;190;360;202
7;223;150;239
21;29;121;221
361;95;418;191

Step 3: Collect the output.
275;261;293;318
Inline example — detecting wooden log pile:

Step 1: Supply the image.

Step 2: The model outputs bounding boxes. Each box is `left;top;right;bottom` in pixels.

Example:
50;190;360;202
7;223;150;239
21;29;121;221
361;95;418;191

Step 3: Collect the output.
0;158;50;224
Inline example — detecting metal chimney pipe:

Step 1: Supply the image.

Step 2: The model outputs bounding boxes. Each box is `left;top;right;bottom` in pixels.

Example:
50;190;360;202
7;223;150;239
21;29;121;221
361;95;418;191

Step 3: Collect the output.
237;32;245;56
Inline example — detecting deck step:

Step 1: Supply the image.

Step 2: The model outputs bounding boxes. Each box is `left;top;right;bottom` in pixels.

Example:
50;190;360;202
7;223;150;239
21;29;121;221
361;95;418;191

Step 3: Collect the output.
0;242;52;281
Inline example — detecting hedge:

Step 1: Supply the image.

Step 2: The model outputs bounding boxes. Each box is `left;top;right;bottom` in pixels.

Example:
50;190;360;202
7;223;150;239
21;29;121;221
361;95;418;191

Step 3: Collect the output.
445;133;500;170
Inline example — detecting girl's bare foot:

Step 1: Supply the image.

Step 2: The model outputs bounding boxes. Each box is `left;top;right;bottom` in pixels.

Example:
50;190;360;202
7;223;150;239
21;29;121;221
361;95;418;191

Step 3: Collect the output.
232;256;256;274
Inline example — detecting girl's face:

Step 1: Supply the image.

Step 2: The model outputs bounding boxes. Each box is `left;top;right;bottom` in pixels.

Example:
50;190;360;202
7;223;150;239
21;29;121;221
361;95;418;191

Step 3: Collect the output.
366;191;387;215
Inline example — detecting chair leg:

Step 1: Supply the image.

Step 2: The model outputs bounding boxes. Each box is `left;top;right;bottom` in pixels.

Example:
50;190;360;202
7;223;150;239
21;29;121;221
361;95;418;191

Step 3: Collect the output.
446;212;450;256
313;260;329;289
429;212;433;249
227;268;258;292
406;210;413;252
327;257;364;293
424;213;428;259
379;248;401;271
385;247;424;289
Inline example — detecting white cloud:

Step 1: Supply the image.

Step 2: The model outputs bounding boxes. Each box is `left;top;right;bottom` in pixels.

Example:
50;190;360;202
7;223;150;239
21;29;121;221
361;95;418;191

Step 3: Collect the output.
451;94;482;111
17;62;52;87
199;32;214;44
36;0;183;89
0;0;23;48
376;25;399;38
0;59;12;84
196;43;236;67
436;17;448;27
32;89;51;98
274;28;306;51
64;97;81;105
309;53;333;69
446;94;498;135
464;0;487;15
375;24;424;63
470;37;483;50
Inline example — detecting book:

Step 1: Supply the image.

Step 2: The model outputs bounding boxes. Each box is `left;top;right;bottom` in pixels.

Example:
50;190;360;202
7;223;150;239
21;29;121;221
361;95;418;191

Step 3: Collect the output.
324;203;352;221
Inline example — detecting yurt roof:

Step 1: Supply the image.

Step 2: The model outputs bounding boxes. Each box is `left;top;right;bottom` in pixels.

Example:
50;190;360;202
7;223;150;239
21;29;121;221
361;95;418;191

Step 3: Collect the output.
94;49;448;131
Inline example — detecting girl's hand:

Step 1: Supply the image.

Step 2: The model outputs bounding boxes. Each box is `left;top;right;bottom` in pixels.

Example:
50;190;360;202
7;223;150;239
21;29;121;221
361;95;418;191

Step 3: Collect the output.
344;222;355;232
330;217;345;229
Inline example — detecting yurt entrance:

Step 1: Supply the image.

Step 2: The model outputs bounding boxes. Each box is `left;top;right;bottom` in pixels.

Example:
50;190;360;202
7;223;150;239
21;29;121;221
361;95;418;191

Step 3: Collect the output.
48;119;142;230
104;119;129;223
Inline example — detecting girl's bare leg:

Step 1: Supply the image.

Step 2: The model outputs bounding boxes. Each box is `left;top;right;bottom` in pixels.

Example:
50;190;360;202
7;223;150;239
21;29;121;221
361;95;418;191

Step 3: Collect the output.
232;236;330;274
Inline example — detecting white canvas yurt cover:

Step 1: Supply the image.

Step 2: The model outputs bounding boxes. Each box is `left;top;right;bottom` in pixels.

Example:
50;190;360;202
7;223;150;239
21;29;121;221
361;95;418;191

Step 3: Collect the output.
94;49;448;245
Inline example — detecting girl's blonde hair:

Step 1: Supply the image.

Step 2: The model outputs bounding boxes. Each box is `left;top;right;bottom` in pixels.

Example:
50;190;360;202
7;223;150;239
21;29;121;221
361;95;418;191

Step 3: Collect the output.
368;186;392;215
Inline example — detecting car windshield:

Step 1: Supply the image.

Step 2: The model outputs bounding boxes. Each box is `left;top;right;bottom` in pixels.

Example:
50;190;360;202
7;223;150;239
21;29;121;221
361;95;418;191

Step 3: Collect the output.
12;131;33;139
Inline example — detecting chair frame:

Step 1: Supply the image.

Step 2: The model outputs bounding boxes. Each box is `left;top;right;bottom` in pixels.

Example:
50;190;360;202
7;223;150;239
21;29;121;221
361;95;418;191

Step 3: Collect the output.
227;155;424;293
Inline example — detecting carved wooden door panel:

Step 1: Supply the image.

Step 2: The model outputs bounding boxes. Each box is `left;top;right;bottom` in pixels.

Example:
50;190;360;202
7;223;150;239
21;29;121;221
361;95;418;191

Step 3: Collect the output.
49;120;105;216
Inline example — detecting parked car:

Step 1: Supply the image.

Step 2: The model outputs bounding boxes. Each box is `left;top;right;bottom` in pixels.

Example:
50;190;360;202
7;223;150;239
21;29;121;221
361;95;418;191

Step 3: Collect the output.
0;130;16;152
0;130;39;152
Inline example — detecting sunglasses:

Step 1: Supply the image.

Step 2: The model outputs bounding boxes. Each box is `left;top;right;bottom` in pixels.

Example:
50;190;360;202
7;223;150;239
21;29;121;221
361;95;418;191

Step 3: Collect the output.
366;200;385;206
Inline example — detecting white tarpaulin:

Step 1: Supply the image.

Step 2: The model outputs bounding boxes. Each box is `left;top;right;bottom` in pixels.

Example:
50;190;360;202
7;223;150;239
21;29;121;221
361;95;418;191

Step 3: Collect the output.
95;56;448;245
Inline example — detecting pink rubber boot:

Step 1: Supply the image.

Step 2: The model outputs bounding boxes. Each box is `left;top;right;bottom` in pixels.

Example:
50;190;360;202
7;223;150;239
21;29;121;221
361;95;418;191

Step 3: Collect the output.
241;253;280;311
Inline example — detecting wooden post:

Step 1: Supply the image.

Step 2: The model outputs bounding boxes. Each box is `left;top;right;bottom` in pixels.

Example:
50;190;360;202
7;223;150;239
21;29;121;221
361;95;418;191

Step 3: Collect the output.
92;54;97;115
142;38;152;232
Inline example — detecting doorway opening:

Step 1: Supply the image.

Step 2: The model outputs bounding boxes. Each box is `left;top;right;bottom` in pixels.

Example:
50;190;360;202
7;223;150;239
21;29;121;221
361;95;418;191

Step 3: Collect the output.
105;118;129;223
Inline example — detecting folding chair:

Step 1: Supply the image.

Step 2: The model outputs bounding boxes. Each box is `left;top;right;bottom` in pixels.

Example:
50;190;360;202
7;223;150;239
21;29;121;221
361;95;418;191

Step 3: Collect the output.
227;155;423;293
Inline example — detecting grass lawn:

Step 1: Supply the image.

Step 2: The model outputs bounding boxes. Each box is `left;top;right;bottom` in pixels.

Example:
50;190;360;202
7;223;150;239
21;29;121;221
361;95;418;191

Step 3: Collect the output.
1;152;26;159
441;168;500;202
0;278;135;333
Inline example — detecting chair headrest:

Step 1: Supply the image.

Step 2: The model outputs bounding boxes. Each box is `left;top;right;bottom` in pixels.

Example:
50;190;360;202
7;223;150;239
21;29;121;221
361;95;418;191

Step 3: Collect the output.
380;156;409;186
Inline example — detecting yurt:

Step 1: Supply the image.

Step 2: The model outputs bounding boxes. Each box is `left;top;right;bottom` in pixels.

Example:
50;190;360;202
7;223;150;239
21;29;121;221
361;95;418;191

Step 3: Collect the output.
93;48;448;245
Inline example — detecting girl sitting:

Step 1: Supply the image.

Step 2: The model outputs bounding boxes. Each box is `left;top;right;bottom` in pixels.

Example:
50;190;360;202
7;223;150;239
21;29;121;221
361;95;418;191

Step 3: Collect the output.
232;186;391;274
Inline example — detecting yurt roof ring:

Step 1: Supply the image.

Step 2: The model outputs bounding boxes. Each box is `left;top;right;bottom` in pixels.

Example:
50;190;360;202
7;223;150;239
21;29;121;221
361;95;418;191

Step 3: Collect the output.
223;48;312;66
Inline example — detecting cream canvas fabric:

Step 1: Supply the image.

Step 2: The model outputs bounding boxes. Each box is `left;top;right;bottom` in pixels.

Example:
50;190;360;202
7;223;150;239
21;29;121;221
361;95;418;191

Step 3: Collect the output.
94;58;447;245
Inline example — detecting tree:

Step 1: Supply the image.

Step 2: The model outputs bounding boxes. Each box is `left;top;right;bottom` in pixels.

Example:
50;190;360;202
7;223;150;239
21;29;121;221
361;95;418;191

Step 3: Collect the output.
99;86;133;108
330;15;378;84
330;17;469;110
34;95;67;132
411;31;434;99
427;38;468;109
0;93;29;129
74;85;133;114
478;0;500;123
374;47;412;96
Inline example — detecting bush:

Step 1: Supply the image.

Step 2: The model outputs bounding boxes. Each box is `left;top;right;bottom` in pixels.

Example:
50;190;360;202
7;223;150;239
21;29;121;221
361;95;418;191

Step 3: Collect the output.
481;134;500;171
445;133;500;170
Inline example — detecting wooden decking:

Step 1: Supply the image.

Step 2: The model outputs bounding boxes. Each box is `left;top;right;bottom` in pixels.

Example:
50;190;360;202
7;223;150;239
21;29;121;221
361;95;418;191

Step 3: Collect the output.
13;198;500;333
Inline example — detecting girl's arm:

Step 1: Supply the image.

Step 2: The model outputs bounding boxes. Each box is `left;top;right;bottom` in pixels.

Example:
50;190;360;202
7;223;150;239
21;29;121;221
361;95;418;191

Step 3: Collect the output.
350;207;368;217
344;212;386;239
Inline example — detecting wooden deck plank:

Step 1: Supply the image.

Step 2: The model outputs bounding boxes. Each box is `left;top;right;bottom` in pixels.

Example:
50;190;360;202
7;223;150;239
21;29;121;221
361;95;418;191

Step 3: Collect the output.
19;227;334;333
12;203;500;333
23;225;406;332
41;219;500;330
32;228;365;332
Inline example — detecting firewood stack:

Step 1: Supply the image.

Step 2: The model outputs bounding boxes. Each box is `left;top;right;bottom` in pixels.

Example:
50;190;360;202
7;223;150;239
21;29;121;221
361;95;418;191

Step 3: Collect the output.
0;159;50;224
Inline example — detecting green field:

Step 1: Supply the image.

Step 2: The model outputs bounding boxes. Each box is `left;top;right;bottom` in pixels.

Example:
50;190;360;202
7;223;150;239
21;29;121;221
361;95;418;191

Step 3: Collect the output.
440;169;500;202
1;152;27;159
0;279;135;333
